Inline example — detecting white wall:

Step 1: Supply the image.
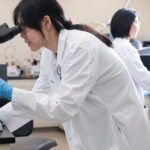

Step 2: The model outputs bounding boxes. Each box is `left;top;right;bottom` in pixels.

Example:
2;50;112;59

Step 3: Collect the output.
58;0;150;35
0;0;150;65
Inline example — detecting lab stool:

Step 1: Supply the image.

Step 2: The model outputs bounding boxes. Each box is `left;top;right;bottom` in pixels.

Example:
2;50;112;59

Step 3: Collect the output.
10;121;57;150
10;136;57;150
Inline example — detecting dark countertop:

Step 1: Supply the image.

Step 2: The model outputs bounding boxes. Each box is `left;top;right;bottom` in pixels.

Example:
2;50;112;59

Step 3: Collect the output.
0;125;15;144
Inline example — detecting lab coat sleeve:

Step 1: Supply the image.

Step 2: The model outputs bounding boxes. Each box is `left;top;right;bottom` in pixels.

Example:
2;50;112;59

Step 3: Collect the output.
117;44;150;91
10;47;94;122
0;102;30;132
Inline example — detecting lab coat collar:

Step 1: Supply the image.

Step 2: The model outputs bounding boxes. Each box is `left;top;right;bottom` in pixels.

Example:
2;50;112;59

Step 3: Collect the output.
115;37;130;43
56;29;69;66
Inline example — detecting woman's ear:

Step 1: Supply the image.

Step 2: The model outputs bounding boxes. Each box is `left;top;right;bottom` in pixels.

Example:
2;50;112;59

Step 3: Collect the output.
42;15;52;30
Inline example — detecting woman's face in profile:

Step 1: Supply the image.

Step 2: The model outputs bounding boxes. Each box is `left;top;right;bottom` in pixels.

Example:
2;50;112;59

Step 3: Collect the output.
129;17;141;40
20;26;44;51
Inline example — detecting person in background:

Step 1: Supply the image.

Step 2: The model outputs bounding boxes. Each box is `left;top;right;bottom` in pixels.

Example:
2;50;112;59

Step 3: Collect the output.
0;1;150;150
110;8;150;106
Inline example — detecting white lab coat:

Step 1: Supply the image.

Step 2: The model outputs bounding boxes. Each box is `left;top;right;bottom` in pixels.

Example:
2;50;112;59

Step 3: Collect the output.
0;29;150;150
113;38;150;105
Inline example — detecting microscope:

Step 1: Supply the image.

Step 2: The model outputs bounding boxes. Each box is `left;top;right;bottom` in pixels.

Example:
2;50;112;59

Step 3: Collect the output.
0;23;21;44
0;23;21;131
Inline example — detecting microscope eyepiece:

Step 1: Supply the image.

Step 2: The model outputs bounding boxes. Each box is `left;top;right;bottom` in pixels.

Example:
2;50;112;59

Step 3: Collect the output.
0;23;22;44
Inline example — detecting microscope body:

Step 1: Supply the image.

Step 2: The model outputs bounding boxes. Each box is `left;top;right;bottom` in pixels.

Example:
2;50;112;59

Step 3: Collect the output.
0;23;21;44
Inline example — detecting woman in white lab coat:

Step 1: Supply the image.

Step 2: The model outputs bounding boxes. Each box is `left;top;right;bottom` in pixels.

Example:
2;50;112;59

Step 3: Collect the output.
110;8;150;106
0;1;150;150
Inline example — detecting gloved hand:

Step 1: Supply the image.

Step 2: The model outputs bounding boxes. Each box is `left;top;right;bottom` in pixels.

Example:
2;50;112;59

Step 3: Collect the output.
0;78;13;101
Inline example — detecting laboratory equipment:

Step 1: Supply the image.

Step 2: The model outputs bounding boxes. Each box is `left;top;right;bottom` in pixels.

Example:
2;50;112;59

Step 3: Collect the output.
0;23;21;44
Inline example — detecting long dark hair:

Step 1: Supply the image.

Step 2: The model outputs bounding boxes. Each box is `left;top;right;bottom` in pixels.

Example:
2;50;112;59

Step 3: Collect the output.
110;8;138;38
13;0;113;48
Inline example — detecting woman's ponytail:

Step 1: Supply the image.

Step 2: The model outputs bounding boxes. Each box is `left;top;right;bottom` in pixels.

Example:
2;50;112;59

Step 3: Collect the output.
71;24;113;48
61;18;113;48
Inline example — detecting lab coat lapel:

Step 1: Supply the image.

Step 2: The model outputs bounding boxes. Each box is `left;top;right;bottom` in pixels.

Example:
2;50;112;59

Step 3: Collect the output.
53;29;69;86
56;29;69;67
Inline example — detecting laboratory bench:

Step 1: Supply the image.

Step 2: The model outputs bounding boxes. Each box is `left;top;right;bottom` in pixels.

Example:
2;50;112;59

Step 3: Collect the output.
0;125;15;150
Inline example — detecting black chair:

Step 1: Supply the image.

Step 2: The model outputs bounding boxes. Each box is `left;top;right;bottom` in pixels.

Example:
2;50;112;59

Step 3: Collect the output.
0;64;57;150
10;121;57;150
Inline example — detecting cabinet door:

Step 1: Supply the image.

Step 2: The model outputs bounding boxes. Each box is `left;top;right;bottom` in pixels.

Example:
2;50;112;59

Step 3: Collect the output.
8;79;35;90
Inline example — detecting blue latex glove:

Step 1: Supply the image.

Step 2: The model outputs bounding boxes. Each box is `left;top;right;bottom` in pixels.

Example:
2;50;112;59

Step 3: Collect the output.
0;78;13;101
